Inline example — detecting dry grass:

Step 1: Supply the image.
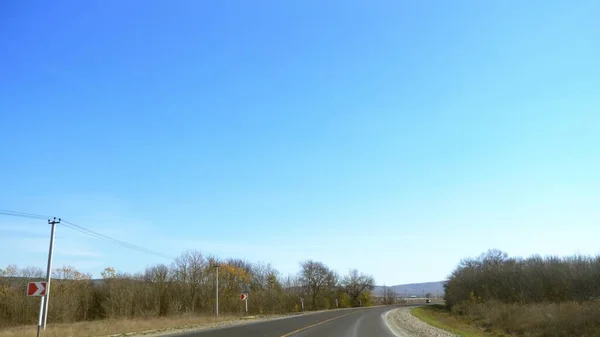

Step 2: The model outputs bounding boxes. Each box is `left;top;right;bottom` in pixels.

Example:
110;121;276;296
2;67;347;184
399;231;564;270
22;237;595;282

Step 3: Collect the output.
442;302;600;337
453;301;600;337
0;314;258;337
412;301;600;337
412;305;496;337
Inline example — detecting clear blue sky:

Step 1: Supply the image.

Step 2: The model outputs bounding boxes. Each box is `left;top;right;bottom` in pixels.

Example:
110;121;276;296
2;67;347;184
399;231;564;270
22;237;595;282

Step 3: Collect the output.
1;1;598;285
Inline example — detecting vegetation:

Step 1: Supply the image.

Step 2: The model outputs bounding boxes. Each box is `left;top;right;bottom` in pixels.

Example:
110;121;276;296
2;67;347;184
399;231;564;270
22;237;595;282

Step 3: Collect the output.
0;314;243;337
0;251;375;329
411;305;488;337
442;249;600;337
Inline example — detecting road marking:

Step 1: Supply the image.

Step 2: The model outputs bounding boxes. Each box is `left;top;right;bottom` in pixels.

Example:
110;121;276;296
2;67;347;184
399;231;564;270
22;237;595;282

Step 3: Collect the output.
280;310;362;337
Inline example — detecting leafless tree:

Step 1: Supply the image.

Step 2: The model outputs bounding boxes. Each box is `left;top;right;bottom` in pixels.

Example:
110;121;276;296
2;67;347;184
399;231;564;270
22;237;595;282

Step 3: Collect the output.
341;269;375;307
298;260;337;310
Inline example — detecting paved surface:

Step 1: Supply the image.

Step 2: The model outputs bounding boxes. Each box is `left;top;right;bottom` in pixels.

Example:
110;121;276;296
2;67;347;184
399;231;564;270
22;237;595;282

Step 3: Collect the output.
166;306;405;337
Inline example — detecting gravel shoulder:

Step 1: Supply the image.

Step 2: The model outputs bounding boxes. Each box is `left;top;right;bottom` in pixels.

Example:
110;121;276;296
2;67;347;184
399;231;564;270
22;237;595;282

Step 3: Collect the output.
385;307;457;337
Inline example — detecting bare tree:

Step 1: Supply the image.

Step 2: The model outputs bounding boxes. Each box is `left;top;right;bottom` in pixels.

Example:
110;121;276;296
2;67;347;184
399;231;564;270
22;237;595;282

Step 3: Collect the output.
172;250;208;313
144;264;172;316
298;260;337;310
341;269;375;307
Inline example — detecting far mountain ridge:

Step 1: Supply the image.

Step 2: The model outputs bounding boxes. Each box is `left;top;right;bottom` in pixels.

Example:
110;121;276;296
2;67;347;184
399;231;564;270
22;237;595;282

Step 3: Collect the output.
372;281;444;297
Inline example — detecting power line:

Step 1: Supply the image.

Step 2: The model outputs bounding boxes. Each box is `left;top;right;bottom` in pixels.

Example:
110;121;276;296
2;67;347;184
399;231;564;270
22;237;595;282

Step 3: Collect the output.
0;209;175;260
60;220;176;260
0;209;52;220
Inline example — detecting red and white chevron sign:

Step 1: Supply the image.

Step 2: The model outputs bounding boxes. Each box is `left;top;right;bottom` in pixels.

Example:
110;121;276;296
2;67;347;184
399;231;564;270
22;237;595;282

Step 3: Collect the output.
27;282;46;296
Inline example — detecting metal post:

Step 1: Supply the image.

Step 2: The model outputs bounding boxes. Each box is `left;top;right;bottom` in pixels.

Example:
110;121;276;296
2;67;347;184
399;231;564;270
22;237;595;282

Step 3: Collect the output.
42;217;59;329
215;264;219;317
245;296;248;313
335;298;339;308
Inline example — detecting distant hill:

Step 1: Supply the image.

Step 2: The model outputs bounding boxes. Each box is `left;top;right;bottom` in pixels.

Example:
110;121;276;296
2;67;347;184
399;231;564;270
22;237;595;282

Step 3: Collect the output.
372;281;445;297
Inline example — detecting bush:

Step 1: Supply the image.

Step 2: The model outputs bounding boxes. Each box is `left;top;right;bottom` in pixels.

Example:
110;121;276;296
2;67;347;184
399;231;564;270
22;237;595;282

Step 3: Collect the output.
443;250;600;336
444;250;600;308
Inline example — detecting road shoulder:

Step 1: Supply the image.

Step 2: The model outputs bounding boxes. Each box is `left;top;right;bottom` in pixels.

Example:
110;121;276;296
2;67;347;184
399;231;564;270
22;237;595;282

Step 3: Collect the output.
384;306;457;337
410;305;496;337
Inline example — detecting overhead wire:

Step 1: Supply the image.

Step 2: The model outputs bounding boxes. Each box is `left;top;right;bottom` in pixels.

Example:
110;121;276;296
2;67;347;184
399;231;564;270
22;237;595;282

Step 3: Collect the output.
0;209;53;220
60;220;176;260
0;209;175;260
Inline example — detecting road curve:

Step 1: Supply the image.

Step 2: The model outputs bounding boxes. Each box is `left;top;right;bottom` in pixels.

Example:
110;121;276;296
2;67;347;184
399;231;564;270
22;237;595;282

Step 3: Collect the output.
165;306;405;337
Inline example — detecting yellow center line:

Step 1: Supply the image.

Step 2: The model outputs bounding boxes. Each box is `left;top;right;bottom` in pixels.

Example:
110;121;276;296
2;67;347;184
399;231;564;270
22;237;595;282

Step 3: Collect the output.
280;310;362;337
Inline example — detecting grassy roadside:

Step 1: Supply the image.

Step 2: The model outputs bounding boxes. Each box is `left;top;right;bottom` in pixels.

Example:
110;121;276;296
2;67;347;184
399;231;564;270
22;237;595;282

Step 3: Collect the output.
0;314;259;337
410;305;500;337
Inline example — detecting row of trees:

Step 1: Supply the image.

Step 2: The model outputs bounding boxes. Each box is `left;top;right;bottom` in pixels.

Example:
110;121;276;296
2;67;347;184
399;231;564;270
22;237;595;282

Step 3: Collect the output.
0;251;375;328
444;249;600;308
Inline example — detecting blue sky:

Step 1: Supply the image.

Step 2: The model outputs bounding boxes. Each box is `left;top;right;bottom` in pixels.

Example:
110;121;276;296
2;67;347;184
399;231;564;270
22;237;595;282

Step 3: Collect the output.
1;1;598;285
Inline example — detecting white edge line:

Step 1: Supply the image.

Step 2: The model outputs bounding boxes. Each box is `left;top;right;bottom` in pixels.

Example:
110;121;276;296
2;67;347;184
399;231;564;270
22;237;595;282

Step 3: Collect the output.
382;308;401;337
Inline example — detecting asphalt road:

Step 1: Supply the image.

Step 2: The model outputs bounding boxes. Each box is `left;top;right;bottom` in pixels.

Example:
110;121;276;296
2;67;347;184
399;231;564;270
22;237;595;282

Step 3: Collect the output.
168;306;403;337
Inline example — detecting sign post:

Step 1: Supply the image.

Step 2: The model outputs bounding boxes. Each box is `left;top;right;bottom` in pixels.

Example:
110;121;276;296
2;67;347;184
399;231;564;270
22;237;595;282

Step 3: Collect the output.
214;264;220;317
241;284;250;313
28;281;47;337
240;293;248;313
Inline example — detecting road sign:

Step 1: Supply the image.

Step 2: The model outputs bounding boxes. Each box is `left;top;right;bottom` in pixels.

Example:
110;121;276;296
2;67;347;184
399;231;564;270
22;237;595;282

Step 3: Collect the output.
27;282;46;296
240;293;248;300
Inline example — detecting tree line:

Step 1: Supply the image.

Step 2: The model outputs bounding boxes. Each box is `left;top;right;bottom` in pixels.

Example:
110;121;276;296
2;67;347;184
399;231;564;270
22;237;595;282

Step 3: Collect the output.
0;250;374;328
444;249;600;308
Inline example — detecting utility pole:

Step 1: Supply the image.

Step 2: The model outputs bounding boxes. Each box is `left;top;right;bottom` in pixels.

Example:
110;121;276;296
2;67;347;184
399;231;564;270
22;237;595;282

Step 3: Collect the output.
37;297;44;337
41;217;60;331
214;264;220;317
